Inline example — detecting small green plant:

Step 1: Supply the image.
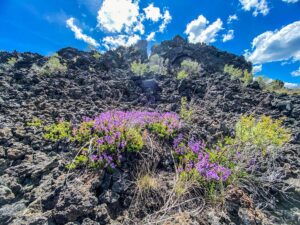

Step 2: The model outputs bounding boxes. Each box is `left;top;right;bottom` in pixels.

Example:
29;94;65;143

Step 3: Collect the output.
180;59;200;75
43;121;72;141
242;70;253;86
7;57;17;67
66;155;89;170
131;61;148;76
35;54;67;75
125;128;144;152
174;170;200;197
268;79;285;90
179;97;193;122
177;70;188;80
224;64;253;85
26;117;42;127
224;64;243;79
148;54;168;75
233;115;291;152
92;52;101;60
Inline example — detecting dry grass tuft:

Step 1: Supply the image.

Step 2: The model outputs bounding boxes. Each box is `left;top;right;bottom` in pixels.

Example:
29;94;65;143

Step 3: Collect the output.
137;174;158;192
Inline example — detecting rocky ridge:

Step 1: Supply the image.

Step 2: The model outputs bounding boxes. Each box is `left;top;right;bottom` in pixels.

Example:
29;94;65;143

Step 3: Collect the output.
0;36;299;224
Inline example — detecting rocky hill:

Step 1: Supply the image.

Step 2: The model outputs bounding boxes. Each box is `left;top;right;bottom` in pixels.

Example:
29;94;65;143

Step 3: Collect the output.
0;36;299;225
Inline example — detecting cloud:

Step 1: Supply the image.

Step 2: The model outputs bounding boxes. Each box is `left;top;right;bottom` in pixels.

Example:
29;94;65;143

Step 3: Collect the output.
227;14;238;24
146;32;156;41
103;34;140;49
66;17;100;47
239;0;269;16
291;67;300;77
96;1;171;49
282;0;299;3
159;10;172;32
245;21;300;64
143;4;162;22
252;64;262;73
284;82;300;89
97;0;140;33
222;30;234;42
185;15;223;44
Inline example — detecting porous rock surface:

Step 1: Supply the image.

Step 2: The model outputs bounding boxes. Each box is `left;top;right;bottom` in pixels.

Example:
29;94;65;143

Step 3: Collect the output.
0;36;299;224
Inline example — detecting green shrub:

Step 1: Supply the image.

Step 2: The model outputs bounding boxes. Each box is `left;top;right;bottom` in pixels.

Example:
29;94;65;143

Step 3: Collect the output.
179;97;193;122
7;57;17;67
148;122;170;138
148;54;168;75
92;52;101;59
131;61;148;76
33;54;67;75
177;70;188;80
180;59;200;75
27;117;42;127
233;115;291;152
224;64;253;85
124;128;144;152
71;121;94;143
267;79;285;90
224;64;243;79
242;70;253;86
43;121;72;141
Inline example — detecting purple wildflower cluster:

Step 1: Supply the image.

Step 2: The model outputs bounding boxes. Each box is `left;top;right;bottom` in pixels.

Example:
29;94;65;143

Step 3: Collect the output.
93;111;181;136
173;135;231;181
75;111;181;170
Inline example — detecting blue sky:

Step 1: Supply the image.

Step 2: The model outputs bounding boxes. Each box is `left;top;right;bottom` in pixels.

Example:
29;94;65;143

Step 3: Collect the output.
0;0;300;86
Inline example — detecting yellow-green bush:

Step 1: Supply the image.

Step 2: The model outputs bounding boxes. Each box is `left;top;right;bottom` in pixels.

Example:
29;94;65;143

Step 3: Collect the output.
231;115;291;152
180;59;200;75
179;97;193;122
148;54;168;75
26;117;43;127
43;121;72;141
131;61;148;76
7;57;17;67
224;64;253;85
177;70;188;80
224;64;243;79
33;54;67;75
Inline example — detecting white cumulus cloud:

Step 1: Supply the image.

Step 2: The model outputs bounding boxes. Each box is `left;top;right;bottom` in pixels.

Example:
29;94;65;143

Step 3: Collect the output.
159;10;172;32
97;0;140;33
284;82;300;89
146;32;156;41
222;30;235;42
239;0;269;16
245;20;300;64
103;34;141;50
282;0;299;3
252;64;262;73
66;17;99;47
185;15;223;44
227;14;238;24
143;4;162;22
291;67;300;77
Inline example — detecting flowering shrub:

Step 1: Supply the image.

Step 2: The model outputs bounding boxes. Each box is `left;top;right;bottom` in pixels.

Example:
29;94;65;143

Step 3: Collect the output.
44;111;181;170
173;135;231;182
